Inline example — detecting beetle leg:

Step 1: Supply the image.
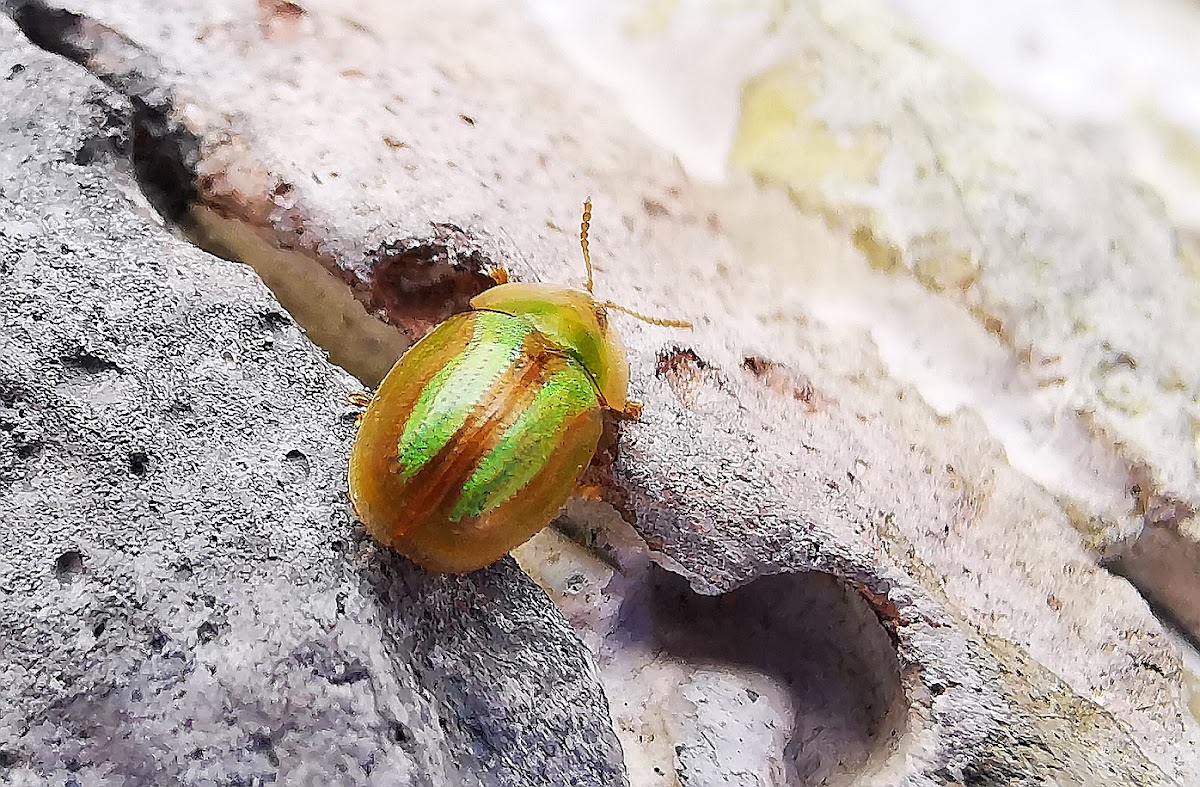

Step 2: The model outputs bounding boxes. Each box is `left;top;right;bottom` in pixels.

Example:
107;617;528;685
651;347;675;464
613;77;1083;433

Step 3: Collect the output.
619;400;643;421
487;266;510;285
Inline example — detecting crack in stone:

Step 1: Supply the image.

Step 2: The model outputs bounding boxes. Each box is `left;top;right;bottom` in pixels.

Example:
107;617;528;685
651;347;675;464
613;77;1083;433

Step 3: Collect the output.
4;0;493;372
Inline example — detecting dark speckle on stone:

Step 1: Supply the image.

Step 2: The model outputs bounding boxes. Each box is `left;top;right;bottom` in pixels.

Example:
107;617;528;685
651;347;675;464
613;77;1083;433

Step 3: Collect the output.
248;730;274;752
148;629;168;652
388;721;410;744
259;309;289;329
15;440;41;459
127;450;149;475
59;350;121;375
283;447;310;476
196;621;220;643
324;658;370;685
0;749;17;767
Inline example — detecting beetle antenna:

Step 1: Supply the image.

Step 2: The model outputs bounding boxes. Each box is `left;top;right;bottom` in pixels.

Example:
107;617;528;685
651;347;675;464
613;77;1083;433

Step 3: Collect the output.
581;197;594;294
581;198;688;328
601;301;692;328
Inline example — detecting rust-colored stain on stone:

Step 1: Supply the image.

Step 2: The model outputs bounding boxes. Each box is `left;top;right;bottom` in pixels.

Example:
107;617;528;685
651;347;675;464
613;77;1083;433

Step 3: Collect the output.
257;0;308;42
742;355;829;414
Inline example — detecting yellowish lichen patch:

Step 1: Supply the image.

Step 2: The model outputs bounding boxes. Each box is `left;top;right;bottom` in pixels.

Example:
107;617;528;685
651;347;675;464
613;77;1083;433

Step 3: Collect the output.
731;58;886;192
1180;231;1200;281
1184;667;1200;723
851;223;903;274
910;231;979;293
623;0;681;38
1142;104;1200;186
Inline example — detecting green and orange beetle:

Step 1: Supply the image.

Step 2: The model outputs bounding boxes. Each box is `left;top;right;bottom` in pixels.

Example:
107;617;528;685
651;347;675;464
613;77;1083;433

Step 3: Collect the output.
348;200;689;572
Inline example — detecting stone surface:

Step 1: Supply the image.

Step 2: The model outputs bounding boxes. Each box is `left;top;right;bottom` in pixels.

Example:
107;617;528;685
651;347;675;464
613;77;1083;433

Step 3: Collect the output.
2;0;1199;785
0;14;624;786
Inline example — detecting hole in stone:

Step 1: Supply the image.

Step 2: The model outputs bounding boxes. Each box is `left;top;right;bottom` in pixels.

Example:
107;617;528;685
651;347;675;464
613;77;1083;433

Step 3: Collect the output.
366;243;495;338
73;93;128;167
54;549;85;578
612;566;907;786
247;729;274;752
654;346;716;407
281;447;311;476
655;346;709;378
320;658;370;685
6;2;86;64
148;628;168;652
127;450;149;475
742;354;826;412
130;102;200;223
520;511;908;787
59;350;121;375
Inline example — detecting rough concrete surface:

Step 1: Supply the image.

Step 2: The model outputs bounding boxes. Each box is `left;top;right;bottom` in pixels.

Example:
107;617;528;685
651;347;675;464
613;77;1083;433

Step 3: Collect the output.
1;0;1199;785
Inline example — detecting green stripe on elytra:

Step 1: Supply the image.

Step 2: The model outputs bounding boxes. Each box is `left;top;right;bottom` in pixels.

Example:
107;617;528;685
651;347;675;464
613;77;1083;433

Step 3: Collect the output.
394;312;530;480
450;354;599;521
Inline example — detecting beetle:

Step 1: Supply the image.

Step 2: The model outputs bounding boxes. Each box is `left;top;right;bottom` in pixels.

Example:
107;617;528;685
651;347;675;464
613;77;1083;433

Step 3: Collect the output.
348;199;689;572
